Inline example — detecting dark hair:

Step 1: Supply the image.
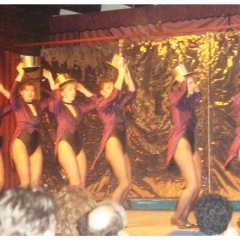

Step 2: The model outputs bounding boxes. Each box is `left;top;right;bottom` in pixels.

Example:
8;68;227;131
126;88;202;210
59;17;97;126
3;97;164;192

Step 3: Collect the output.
194;193;233;235
233;74;240;92
18;81;35;96
0;187;56;236
170;80;180;92
97;72;116;92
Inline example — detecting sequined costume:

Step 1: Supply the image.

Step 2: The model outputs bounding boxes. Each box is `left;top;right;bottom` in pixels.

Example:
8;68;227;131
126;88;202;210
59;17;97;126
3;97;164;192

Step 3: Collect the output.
166;80;202;167
9;81;53;168
90;88;136;170
225;93;240;166
48;88;97;156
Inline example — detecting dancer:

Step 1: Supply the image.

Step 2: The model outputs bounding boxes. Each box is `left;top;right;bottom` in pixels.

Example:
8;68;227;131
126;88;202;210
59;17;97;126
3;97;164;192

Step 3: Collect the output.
10;63;55;188
44;70;97;187
89;62;136;205
0;84;11;191
166;63;202;229
225;73;240;166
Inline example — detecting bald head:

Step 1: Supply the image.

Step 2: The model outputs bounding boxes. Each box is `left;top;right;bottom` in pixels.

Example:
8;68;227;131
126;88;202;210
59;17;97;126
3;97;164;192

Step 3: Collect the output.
97;200;127;228
78;203;124;236
89;205;116;230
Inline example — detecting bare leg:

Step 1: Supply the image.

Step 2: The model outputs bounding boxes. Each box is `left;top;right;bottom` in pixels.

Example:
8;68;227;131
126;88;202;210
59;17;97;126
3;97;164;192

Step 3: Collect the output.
171;138;201;225
12;139;30;188
58;141;81;186
76;148;87;188
29;145;43;188
181;150;202;223
238;149;240;162
105;136;132;204
0;151;4;191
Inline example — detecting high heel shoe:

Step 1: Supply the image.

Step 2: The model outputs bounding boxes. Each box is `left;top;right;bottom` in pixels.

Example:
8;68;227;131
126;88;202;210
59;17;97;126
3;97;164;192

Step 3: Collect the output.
170;217;192;229
184;220;198;228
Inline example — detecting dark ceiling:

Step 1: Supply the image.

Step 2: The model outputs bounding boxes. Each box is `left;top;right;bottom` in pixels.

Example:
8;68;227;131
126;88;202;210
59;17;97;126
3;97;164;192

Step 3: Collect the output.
11;4;153;16
0;4;153;54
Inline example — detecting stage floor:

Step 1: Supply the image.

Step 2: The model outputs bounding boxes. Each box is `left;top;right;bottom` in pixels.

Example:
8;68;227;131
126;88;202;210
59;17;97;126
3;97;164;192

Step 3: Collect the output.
124;210;240;236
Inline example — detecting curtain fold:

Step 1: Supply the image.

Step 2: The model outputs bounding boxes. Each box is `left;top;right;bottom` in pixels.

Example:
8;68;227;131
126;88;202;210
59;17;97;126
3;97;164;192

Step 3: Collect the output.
0;50;19;190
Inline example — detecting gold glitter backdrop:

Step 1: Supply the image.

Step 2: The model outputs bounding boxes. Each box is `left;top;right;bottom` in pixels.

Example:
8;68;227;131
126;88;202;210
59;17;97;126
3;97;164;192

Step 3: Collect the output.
39;30;240;201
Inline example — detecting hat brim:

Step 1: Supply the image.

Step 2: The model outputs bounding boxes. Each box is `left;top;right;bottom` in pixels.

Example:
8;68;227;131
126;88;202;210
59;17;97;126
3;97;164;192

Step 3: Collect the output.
57;79;77;86
106;61;118;69
183;71;195;76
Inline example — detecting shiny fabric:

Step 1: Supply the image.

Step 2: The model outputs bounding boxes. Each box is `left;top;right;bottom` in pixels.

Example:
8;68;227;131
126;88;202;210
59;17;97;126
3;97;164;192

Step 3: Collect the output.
38;31;240;201
17;129;40;156
48;88;97;156
90;88;136;170
60;129;83;156
9;81;52;168
225;93;240;166
109;127;127;153
166;80;202;167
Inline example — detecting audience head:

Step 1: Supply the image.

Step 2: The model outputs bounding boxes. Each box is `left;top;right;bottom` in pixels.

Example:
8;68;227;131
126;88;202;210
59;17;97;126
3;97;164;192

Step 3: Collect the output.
97;200;127;228
54;185;97;236
0;187;56;236
78;199;128;236
194;193;233;235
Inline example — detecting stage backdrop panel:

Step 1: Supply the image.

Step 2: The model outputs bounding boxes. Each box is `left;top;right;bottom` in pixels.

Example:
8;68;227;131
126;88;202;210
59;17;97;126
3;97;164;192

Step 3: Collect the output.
38;30;240;205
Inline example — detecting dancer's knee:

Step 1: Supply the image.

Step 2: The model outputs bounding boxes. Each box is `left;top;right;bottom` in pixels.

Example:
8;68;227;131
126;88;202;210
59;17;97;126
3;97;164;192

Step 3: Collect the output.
187;182;201;195
119;179;132;193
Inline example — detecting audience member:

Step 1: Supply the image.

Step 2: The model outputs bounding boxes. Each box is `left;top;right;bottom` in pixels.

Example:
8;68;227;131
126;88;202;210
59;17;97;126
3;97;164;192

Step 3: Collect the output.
78;199;129;236
97;199;128;228
0;187;57;236
54;185;97;236
169;193;238;236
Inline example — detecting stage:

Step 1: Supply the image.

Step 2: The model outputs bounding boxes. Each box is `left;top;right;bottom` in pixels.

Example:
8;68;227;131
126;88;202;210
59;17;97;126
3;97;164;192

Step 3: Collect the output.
124;210;240;236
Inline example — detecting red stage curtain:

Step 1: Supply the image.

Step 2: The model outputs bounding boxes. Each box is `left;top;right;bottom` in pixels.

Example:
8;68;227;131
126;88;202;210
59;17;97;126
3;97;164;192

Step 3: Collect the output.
0;50;19;190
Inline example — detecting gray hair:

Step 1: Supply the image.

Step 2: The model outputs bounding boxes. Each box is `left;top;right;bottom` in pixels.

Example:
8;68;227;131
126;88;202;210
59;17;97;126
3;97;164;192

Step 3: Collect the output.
0;187;57;236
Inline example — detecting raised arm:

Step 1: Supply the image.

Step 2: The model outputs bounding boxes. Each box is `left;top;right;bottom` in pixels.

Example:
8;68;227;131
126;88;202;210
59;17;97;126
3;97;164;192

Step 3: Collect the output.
118;66;136;108
188;77;202;105
114;61;127;90
125;66;135;92
10;63;25;110
169;80;188;107
15;63;24;82
0;84;10;99
76;83;93;97
42;69;55;90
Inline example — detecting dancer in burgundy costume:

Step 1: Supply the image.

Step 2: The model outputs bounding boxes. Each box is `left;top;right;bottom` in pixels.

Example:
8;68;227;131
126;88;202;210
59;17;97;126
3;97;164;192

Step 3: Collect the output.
0;84;11;190
10;63;55;188
166;64;202;229
90;62;136;205
225;73;240;167
44;70;97;187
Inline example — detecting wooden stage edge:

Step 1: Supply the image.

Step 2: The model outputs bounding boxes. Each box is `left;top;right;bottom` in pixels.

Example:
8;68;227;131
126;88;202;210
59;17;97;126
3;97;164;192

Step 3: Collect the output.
128;199;240;211
124;210;240;236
